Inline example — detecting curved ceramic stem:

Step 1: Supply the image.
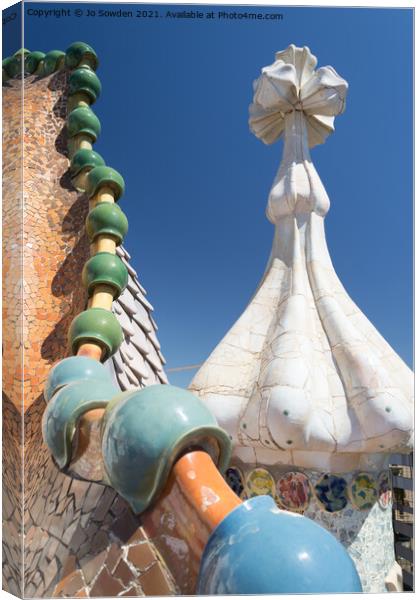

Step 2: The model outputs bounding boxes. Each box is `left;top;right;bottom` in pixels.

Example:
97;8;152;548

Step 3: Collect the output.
282;109;311;163
266;110;330;226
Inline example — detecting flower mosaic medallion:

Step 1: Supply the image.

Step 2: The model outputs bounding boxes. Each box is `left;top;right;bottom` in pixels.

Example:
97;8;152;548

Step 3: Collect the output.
349;473;378;510
245;468;276;498
276;472;311;512
377;470;392;510
225;467;245;497
315;474;348;512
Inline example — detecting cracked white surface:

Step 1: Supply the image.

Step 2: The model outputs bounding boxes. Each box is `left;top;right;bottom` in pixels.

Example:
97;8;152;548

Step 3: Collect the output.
105;245;168;390
189;45;413;472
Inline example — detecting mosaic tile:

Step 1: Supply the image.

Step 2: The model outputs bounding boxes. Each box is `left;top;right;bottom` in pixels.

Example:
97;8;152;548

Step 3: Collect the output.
349;472;378;510
225;467;244;497
377;470;392;510
314;474;348;512
245;468;275;498
276;471;311;512
127;544;156;572
139;562;173;596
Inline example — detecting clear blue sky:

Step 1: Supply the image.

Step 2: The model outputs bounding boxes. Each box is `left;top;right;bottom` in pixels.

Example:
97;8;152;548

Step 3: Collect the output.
4;2;413;387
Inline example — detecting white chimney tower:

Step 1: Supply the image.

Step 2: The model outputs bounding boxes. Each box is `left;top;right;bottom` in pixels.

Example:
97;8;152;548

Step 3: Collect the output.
189;45;413;592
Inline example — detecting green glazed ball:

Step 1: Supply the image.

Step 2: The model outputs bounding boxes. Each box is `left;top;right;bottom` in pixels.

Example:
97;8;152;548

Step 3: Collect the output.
14;48;30;57
65;42;99;71
86;202;128;245
25;51;46;74
69;68;102;103
82;252;128;298
70;149;105;177
85;166;125;201
42;50;65;76
67;106;101;142
3;57;13;79
6;49;30;76
68;308;123;359
3;56;20;78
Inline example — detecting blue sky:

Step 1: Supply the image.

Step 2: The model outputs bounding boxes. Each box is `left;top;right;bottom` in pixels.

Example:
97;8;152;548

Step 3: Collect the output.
3;2;413;387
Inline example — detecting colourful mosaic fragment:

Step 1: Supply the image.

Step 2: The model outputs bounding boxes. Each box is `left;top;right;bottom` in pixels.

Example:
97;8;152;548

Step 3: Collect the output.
276;471;311;512
349;472;378;510
245;468;275;498
315;474;348;512
377;470;392;510
225;467;245;497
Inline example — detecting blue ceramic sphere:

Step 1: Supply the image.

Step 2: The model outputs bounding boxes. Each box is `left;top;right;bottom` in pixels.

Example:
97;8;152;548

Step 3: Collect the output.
42;379;118;469
101;384;232;514
44;356;113;402
198;495;362;594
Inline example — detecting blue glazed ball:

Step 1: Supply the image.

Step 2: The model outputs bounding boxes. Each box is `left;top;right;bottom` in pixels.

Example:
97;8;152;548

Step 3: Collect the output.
101;384;232;514
44;356;113;402
198;495;362;594
42;379;118;469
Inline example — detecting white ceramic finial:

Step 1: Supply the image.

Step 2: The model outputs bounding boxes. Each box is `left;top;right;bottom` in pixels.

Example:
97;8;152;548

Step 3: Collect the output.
249;44;347;148
190;45;413;472
251;45;348;225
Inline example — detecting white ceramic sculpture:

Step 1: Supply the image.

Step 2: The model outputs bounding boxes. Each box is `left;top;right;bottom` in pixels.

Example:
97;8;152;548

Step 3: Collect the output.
190;45;413;473
190;46;413;591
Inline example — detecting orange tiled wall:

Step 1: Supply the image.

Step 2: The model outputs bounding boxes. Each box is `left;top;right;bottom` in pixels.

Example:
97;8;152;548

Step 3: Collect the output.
3;70;89;413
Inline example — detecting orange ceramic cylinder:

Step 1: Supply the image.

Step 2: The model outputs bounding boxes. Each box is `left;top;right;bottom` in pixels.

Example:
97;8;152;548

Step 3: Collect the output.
173;450;242;531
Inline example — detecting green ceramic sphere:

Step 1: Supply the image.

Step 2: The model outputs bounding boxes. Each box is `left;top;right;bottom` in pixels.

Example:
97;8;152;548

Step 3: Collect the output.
3;56;20;78
8;49;30;71
68;308;123;359
14;48;30;57
82;252;128;298
3;57;13;79
86;202;128;245
69;68;102;103
25;51;46;74
5;48;31;77
67;106;101;142
65;42;99;71
70;149;105;177
86;166;125;201
42;50;65;76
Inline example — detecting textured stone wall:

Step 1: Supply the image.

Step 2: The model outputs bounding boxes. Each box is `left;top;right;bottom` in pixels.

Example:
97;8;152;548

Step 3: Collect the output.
2;71;177;597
